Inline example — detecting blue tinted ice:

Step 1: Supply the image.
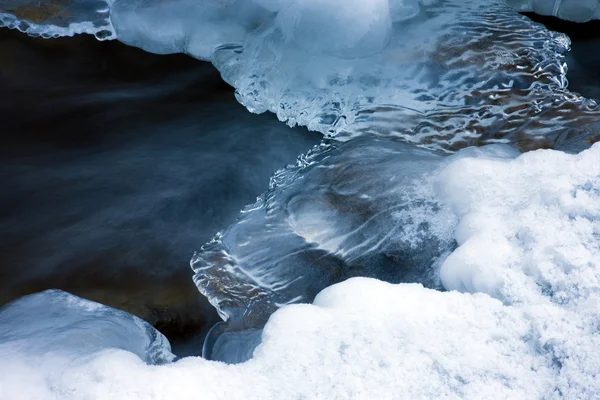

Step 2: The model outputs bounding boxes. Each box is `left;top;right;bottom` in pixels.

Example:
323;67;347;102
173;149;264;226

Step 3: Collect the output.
0;0;114;39
192;138;460;329
0;290;174;368
506;0;600;22
1;0;598;148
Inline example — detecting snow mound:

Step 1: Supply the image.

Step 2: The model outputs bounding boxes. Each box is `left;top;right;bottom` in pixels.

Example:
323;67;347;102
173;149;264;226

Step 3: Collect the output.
0;280;557;400
437;143;600;398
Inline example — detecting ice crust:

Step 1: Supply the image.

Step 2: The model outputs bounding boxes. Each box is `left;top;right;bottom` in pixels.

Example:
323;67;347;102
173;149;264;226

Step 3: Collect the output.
506;0;600;22
192;138;480;330
0;290;174;363
1;0;599;149
0;0;115;39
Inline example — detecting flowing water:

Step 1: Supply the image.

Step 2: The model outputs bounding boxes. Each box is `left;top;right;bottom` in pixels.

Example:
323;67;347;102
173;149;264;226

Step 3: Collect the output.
0;29;321;355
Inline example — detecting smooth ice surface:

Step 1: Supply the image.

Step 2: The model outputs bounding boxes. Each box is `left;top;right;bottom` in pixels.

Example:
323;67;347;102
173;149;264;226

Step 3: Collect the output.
0;290;174;399
192;138;477;329
203;322;263;363
506;0;600;22
108;0;264;60
274;0;392;58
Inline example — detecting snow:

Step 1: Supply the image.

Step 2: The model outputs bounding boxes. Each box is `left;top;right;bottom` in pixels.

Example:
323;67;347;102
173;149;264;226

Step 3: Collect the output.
0;281;557;400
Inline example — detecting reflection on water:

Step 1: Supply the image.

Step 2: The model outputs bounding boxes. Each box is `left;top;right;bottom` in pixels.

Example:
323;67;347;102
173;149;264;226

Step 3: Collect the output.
0;29;321;355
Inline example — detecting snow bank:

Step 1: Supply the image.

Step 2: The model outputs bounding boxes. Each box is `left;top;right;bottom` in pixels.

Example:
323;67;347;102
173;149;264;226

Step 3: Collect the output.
437;142;600;398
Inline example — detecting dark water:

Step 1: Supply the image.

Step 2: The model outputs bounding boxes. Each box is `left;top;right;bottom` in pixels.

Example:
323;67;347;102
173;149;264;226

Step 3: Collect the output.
523;13;600;101
0;29;321;355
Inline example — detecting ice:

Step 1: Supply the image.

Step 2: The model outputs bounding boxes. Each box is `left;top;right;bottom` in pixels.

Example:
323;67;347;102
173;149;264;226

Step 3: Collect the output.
202;322;263;363
506;0;600;22
192;138;460;331
0;290;174;364
215;0;599;151
389;0;421;22
109;0;267;60
275;0;392;58
0;0;114;39
0;290;174;399
2;0;598;149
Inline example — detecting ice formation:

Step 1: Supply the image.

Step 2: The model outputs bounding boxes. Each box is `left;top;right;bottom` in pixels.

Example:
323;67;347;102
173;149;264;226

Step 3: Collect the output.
506;0;600;22
192;141;517;332
0;290;174;399
1;0;599;148
0;0;114;39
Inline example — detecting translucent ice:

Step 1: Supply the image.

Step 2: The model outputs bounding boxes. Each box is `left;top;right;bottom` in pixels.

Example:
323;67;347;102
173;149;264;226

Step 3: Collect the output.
0;0;114;39
109;0;266;60
0;290;174;381
215;0;599;151
2;0;598;149
192;138;461;330
506;0;600;22
275;0;392;58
